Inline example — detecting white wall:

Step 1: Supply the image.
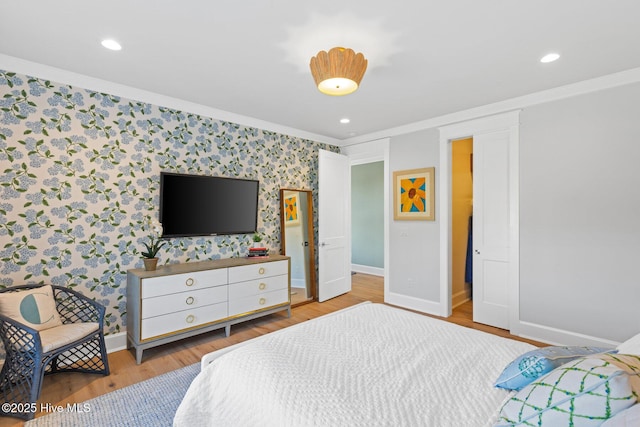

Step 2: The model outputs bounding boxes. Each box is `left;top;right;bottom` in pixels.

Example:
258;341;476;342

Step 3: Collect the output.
367;81;640;346
386;129;441;308
519;82;640;343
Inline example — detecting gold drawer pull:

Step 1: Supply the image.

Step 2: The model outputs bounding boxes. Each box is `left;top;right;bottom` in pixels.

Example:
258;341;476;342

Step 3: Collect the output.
186;296;195;305
258;267;266;275
259;297;266;305
185;277;195;287
258;282;267;290
186;314;195;323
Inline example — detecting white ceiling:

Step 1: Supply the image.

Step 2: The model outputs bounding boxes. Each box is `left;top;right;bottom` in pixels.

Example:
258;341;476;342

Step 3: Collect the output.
2;1;640;145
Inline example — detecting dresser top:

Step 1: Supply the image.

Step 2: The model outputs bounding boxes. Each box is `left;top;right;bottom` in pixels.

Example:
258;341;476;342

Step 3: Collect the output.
128;254;290;279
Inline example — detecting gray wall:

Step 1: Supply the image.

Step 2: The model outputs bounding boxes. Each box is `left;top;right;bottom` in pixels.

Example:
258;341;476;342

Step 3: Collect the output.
519;82;640;342
351;162;384;268
382;81;640;344
388;129;441;301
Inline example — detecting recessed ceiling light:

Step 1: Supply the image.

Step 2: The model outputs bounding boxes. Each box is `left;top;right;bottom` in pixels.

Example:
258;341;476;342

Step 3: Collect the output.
101;39;122;51
340;118;350;124
540;53;560;63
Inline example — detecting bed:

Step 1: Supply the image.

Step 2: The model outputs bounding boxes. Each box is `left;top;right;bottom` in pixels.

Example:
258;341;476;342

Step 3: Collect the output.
174;302;539;426
175;302;640;426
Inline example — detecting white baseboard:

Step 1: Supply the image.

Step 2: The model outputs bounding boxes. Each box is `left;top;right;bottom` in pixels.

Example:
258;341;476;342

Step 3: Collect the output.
513;321;620;348
351;264;384;277
291;278;305;288
105;331;128;353
385;292;445;317
451;289;471;309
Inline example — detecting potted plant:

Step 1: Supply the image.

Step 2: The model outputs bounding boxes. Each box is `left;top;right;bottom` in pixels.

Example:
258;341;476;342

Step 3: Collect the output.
141;219;166;271
252;233;263;248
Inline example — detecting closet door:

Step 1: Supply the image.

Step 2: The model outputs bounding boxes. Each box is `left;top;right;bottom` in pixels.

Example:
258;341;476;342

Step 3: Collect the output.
472;129;511;329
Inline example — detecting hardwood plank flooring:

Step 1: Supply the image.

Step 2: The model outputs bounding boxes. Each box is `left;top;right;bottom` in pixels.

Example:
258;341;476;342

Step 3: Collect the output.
0;273;545;426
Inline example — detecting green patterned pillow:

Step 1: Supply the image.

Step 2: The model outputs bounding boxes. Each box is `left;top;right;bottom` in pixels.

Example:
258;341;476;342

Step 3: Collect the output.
0;285;63;331
496;354;640;427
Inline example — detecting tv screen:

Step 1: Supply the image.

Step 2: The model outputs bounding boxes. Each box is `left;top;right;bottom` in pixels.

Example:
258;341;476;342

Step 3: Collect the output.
159;172;259;237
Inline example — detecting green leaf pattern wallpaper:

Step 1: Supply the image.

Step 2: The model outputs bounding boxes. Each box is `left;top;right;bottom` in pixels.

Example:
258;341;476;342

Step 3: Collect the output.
0;69;338;337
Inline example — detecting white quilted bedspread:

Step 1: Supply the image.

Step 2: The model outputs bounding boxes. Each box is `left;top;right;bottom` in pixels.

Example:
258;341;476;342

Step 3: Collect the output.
174;303;535;427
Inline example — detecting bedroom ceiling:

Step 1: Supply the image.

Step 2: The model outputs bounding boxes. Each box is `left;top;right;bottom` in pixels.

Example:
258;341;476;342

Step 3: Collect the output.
2;1;640;145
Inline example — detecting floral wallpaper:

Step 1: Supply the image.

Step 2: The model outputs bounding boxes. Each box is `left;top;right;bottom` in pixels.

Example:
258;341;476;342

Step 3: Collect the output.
0;69;338;337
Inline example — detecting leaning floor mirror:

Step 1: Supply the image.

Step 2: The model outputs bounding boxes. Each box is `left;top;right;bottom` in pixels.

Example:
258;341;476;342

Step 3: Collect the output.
279;188;316;306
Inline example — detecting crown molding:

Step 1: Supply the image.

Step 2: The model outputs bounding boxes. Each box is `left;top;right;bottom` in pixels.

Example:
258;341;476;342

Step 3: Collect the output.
0;54;341;147
343;66;640;146
4;53;639;148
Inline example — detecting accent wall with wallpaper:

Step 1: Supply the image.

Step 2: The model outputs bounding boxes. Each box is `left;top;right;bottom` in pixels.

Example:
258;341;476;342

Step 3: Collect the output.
0;69;339;338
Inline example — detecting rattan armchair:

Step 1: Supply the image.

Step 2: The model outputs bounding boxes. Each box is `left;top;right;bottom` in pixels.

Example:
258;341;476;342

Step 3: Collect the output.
0;285;110;420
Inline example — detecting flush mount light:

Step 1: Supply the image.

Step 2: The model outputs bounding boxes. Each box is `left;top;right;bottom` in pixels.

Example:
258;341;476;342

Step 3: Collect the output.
101;39;122;51
309;47;367;96
540;52;560;63
340;118;351;124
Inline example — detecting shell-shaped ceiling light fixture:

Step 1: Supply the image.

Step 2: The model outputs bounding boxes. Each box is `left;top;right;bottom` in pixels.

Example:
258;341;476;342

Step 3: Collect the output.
309;47;368;96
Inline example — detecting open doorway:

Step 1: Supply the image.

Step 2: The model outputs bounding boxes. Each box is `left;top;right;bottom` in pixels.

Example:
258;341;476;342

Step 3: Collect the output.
439;111;519;327
451;138;473;310
351;161;384;277
342;138;390;302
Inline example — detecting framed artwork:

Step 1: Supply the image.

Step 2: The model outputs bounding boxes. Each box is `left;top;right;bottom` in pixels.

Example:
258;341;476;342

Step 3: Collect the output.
393;167;435;221
284;195;300;225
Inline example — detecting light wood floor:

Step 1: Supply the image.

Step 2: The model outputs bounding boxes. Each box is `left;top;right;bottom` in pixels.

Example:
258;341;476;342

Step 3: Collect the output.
1;273;545;426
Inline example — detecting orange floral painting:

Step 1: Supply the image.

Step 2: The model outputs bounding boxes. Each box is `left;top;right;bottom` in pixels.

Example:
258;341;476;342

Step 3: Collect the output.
393;167;435;220
284;195;299;225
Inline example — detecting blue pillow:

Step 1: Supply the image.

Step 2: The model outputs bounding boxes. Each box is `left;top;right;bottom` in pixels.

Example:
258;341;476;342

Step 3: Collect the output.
494;346;616;390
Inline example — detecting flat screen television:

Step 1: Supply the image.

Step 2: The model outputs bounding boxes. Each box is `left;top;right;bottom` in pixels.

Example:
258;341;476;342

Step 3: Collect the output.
159;172;259;237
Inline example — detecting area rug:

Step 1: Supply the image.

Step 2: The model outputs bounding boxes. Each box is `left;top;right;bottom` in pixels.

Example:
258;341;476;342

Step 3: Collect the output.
25;363;199;427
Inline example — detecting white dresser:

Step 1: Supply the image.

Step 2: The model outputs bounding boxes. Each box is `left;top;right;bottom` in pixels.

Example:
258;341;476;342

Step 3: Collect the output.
127;255;290;364
228;261;289;317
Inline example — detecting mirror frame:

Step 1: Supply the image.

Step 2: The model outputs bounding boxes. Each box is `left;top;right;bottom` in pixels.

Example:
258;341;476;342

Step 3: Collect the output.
279;188;317;306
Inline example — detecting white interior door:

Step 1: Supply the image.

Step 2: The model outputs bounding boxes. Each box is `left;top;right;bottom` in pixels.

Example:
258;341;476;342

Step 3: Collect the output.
473;130;511;329
318;149;351;302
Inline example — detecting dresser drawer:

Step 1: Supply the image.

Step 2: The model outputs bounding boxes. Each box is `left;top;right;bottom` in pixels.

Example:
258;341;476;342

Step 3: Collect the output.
228;260;288;283
141;285;227;319
141;302;227;340
141;268;227;298
228;275;288;300
228;288;289;317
